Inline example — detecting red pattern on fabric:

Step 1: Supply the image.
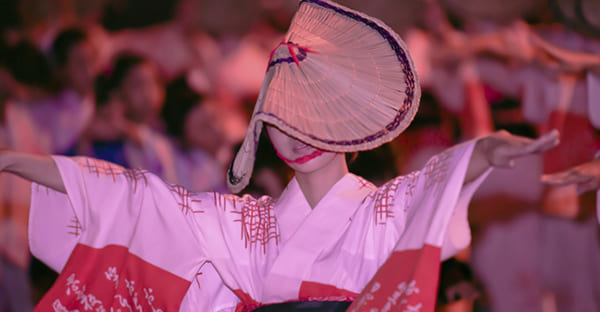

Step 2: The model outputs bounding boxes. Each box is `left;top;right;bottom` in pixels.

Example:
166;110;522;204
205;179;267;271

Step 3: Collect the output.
231;197;279;253
212;192;240;211
167;184;204;215
35;244;190;312
368;177;404;225
121;169;150;192
194;272;203;289
35;183;51;195
422;152;451;194
299;281;358;302
67;216;83;237
355;176;375;190
78;158;150;192
233;289;262;312
348;245;441;312
403;172;418;213
80;158;123;181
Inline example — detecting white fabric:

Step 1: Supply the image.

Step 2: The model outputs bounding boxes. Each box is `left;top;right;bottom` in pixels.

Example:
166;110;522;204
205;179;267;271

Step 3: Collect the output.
124;125;179;184
474;213;600;312
174;148;226;193
588;72;600;129
29;140;487;311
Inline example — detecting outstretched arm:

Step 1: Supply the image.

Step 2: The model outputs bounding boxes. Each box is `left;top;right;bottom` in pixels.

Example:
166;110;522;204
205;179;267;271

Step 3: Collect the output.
0;150;66;193
542;157;600;195
465;130;560;183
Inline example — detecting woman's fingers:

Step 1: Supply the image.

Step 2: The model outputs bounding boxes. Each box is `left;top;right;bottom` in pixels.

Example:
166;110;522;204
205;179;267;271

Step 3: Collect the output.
576;177;600;195
542;157;600;192
542;169;591;186
508;130;560;157
489;130;560;168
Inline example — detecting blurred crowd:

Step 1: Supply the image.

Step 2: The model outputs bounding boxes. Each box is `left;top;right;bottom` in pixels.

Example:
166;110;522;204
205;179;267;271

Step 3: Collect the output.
0;0;599;311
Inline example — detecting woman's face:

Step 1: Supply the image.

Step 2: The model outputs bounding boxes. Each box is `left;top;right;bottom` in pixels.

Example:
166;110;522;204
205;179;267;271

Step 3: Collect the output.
266;125;339;174
120;63;164;124
66;41;97;95
185;102;224;154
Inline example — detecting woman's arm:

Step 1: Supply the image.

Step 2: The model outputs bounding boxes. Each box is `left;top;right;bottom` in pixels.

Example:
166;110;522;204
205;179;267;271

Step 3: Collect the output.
465;130;560;183
542;157;600;195
0;150;66;193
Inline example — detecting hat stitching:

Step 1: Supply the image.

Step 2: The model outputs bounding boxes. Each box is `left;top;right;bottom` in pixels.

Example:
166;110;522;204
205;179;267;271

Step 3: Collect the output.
267;41;318;70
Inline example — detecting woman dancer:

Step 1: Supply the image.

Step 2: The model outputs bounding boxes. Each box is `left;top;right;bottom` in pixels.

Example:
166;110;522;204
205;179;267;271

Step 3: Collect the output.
3;1;558;311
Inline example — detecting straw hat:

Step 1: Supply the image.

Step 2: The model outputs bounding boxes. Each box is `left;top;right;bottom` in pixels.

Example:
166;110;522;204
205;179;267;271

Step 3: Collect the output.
227;0;420;193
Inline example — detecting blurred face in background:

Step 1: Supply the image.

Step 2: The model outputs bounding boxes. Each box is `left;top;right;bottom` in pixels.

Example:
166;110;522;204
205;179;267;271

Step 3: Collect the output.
119;62;164;124
0;68;15;103
175;0;204;31
65;40;97;95
184;101;225;155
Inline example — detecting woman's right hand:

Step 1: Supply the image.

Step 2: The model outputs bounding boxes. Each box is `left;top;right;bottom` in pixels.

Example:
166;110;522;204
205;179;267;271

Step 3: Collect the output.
542;157;600;195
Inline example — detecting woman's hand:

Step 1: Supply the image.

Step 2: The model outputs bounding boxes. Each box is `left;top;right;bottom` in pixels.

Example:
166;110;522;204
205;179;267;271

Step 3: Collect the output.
465;130;560;183
542;157;600;195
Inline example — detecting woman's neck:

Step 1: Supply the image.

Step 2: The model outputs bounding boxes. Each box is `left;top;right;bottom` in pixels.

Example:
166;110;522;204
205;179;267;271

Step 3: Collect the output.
295;153;348;209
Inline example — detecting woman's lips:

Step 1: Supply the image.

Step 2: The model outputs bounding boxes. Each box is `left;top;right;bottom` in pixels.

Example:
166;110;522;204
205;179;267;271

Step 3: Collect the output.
275;143;325;164
290;150;324;164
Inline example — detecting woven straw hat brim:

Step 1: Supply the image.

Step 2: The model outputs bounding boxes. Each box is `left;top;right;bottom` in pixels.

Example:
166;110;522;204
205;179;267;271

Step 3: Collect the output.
227;0;420;193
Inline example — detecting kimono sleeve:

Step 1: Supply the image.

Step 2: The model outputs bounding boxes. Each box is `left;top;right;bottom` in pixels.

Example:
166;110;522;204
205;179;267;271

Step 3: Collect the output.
392;140;491;260
28;156;207;311
349;141;491;312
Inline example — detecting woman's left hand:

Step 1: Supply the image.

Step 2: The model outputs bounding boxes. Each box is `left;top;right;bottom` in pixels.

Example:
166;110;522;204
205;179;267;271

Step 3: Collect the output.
466;129;560;182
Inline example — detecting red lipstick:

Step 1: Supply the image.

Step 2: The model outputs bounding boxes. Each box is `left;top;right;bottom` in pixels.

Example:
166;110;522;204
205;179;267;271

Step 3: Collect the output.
276;149;324;164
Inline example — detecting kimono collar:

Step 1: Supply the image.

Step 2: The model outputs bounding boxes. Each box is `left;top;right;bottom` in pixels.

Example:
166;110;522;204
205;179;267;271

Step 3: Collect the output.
263;173;374;302
274;173;372;244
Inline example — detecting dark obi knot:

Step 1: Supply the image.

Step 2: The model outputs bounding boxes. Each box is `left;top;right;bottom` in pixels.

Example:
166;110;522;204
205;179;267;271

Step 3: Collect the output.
252;301;351;312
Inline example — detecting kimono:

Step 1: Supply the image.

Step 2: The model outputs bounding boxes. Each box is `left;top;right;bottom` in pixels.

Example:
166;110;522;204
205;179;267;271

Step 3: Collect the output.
29;141;489;311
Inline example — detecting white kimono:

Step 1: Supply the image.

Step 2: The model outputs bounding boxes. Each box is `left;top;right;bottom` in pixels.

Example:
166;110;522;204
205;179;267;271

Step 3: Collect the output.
29;141;488;312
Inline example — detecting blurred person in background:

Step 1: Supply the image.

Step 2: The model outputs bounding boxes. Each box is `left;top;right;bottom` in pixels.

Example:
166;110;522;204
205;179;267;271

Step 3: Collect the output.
80;74;129;167
0;38;55;312
467;95;600;312
543;151;600;222
25;27;98;155
82;53;178;183
468;98;549;312
435;258;479;312
162;75;230;192
110;0;221;88
394;91;461;175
